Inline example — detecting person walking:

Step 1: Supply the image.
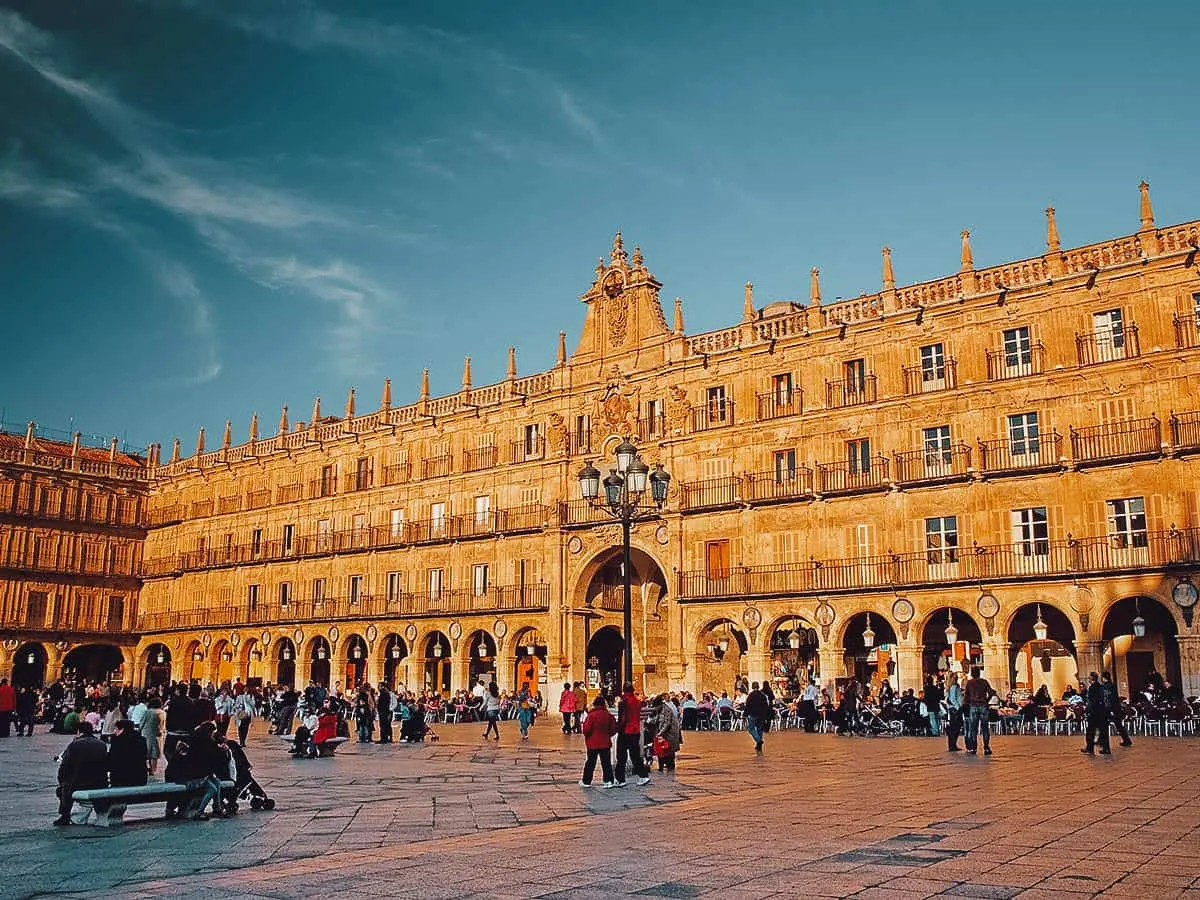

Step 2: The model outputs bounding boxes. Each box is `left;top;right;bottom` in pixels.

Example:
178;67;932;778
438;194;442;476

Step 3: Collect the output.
835;677;859;735
963;667;995;756
651;694;682;772
744;682;772;753
924;675;944;737
572;682;587;733
233;688;255;745
579;695;617;787
517;683;535;740
558;682;577;735
614;682;651;787
944;672;964;751
482;682;502;740
141;696;165;776
15;686;37;736
1082;671;1112;755
376;683;393;744
1101;671;1132;747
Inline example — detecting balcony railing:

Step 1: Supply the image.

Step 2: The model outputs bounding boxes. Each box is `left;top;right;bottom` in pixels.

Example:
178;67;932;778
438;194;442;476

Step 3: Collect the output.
892;444;972;484
276;483;302;503
637;414;666;443
1076;324;1140;366
902;359;958;395
145;504;182;527
756;392;804;421
509;437;545;464
245;490;271;510
1070;417;1162;466
691;402;735;432
137;583;552;633
1;499;145;530
815;457;890;495
825;376;877;408
677;526;1200;600
343;471;373;492
216;495;241;515
382;462;412;485
977;434;1063;474
558;499;614;526
741;468;814;503
567;432;592;456
421;454;452;479
463;445;498;472
679;475;739;511
986;342;1046;381
1174;312;1200;349
1170;410;1200;452
308;479;336;499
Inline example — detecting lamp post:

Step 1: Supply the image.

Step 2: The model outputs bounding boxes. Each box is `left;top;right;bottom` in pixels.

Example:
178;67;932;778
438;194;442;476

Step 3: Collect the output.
578;439;670;686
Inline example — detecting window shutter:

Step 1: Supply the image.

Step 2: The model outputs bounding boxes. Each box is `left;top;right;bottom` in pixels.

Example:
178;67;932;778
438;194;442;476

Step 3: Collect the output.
1185;490;1200;528
1085;500;1105;538
1148;494;1165;534
1050;505;1066;543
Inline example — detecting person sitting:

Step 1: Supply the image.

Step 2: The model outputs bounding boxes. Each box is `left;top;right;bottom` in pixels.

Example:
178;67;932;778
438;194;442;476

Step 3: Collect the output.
311;706;338;755
1032;685;1052;707
54;721;108;827
679;693;699;731
291;708;319;757
401;700;426;743
108;719;149;788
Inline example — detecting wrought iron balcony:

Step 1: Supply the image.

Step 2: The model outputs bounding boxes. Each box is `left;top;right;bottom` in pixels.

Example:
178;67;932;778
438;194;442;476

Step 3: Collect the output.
421;454;452;479
825;376;877;408
902;359;958;395
1170;410;1200;453
741;468;815;503
381;462;412;486
756;391;804;421
1174;312;1200;349
637;414;666;443
679;475;739;511
1075;324;1140;366
986;342;1046;380
691;401;735;432
509;437;545;464
815;457;889;495
892;444;972;485
977;433;1063;475
463;445;498;472
275;483;303;503
1069;417;1162;467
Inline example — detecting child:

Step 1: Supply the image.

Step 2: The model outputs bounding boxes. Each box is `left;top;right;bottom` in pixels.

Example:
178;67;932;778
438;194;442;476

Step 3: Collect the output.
579;696;617;788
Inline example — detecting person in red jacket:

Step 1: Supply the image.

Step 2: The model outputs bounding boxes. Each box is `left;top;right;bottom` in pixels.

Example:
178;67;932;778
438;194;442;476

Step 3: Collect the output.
579;696;617;788
614;682;651;787
0;678;15;738
312;707;338;752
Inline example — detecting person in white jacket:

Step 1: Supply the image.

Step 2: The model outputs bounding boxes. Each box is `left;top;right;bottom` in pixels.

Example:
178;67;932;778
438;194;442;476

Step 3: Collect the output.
233;690;256;744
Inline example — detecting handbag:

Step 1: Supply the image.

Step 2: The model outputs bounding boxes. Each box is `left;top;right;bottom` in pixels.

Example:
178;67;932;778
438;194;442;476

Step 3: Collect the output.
652;735;671;758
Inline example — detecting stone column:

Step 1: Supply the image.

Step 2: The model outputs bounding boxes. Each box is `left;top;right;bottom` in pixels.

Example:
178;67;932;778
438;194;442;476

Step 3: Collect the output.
494;648;515;692
817;646;842;691
450;652;471;694
982;640;1011;696
0;644;12;682
1074;639;1104;686
1176;635;1200;698
327;651;344;694
745;650;771;688
893;643;924;694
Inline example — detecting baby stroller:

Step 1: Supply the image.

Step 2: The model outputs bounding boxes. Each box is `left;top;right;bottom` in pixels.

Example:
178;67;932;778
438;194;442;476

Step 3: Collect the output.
223;740;276;812
852;704;903;737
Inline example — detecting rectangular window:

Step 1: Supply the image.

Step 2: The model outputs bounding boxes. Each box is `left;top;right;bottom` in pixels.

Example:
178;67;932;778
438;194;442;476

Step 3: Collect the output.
706;386;728;422
472;563;489;597
317;518;333;552
925;516;959;565
320;464;335;496
844;359;867;393
474;495;491;526
1008;412;1041;456
352;513;367;546
1011;507;1049;557
349;575;363;604
705;539;731;580
773;449;797;482
1003;326;1033;371
428;567;444;600
772;373;793;405
646;399;663;436
390;508;404;539
312;578;326;604
282;524;294;555
1093;308;1125;359
354;457;371;491
248;584;260;610
923;425;952;474
1193;292;1200;328
251;528;262;558
1107;497;1148;549
523;424;541;457
276;582;289;608
920;343;946;383
574;414;590;451
386;572;403;603
431;502;446;538
847;439;871;475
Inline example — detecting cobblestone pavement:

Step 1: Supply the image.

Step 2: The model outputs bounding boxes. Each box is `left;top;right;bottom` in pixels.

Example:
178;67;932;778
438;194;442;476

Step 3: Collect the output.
3;721;1200;899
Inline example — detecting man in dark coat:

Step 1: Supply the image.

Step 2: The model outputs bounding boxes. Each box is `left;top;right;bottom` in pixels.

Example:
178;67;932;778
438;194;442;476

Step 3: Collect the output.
55;721;108;826
108;719;149;787
744;682;773;753
376;683;393;744
1081;671;1111;755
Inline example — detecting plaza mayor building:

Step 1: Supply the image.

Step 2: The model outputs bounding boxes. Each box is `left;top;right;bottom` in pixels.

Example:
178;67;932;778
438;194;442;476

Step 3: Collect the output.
3;183;1200;703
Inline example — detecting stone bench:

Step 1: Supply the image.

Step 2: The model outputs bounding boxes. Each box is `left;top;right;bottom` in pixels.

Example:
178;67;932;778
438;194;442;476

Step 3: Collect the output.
280;735;347;758
72;780;235;827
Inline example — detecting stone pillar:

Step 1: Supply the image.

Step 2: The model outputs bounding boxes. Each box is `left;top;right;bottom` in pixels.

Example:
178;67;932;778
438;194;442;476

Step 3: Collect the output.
1176;636;1200;699
745;650;771;689
1074;640;1104;687
328;651;344;695
0;644;12;682
817;646;841;691
893;643;924;694
982;640;1011;696
450;653;471;694
494;648;515;692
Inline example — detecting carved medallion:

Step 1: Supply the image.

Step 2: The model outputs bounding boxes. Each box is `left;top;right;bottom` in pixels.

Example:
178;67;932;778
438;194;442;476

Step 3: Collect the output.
494;619;508;639
448;621;463;641
260;631;271;647
293;629;304;646
568;535;584;555
329;626;340;643
366;624;379;643
405;623;418;643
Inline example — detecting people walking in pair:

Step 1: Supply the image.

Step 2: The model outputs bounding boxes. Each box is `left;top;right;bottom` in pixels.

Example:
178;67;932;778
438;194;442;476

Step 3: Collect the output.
558;682;577;735
614;682;650;786
744;682;773;753
962;667;994;756
579;696;618;787
1081;671;1111;755
482;682;502;741
944;672;964;751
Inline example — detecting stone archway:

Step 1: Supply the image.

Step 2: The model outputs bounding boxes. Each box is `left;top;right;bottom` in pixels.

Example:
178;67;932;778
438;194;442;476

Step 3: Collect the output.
1007;602;1077;698
921;607;984;679
382;634;408;688
841;612;899;693
1101;596;1181;697
210;640;235;687
465;630;497;689
584;625;622;697
183;640;205;683
693;618;749;696
12;642;47;689
62;644;126;685
142;643;172;688
423;631;451;694
274;637;297;688
512;627;547;697
306;636;331;688
342;634;369;689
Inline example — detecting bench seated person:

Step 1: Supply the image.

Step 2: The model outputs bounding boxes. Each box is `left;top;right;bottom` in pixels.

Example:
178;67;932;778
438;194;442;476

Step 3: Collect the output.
281;734;346;757
72;780;236;827
283;708;345;757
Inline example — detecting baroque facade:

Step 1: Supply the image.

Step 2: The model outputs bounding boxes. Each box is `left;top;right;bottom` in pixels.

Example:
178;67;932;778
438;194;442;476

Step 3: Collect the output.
4;183;1200;701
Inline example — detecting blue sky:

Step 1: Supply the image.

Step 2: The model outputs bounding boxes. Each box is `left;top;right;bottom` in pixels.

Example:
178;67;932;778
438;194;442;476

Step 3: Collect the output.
2;1;1198;451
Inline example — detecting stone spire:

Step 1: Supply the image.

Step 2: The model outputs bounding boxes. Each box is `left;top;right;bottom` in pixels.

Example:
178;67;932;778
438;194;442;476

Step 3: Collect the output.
673;298;684;335
221;420;232;449
557;332;566;366
195;426;206;456
882;248;895;291
743;282;755;322
632;245;644;270
960;230;974;271
1045;207;1061;251
461;357;472;390
506;347;517;380
345;387;356;418
278;405;289;435
109;437;119;461
381;379;391;410
248;412;258;443
23;421;34;449
809;268;821;306
311;396;321;425
71;432;81;458
610;230;627;267
1138;180;1155;229
420;368;430;401
170;438;180;463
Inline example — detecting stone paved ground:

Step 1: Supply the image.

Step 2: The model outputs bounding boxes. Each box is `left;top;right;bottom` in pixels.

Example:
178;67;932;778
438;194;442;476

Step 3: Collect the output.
3;720;1200;899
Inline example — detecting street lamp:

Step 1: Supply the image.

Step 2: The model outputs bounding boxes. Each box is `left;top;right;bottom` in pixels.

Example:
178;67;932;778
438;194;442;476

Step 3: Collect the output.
577;440;671;686
862;613;876;649
1033;605;1049;641
1132;598;1147;638
944;608;959;647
